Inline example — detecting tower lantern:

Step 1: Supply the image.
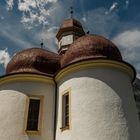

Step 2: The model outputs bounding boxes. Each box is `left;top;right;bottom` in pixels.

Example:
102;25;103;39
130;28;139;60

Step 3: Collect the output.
56;18;85;55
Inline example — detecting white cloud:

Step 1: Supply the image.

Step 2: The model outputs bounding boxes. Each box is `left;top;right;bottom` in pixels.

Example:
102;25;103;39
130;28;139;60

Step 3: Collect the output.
137;74;140;79
0;48;11;68
4;0;59;28
112;30;140;76
6;0;14;10
105;2;118;14
112;30;140;49
105;0;130;14
18;0;36;11
82;17;87;22
125;0;129;8
110;2;118;12
17;0;58;28
36;26;58;52
0;0;65;52
4;0;69;30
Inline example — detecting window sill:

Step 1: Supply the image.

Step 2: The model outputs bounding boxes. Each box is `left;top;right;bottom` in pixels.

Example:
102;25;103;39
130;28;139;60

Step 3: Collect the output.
60;126;70;132
24;130;41;136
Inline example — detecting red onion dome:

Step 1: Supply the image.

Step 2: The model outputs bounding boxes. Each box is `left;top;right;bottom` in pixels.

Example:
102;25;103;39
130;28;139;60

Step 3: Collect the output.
6;48;61;76
61;34;122;67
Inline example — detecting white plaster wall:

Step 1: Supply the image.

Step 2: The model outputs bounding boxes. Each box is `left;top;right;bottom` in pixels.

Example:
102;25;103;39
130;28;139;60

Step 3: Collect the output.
56;67;140;140
0;90;26;140
0;80;55;140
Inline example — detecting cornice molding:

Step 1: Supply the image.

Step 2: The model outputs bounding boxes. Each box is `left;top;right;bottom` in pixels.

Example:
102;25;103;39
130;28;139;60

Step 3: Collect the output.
55;59;135;82
0;73;54;85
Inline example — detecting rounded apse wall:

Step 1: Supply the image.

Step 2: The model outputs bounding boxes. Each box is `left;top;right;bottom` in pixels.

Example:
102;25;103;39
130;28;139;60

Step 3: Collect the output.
0;74;56;140
0;90;26;140
56;67;140;140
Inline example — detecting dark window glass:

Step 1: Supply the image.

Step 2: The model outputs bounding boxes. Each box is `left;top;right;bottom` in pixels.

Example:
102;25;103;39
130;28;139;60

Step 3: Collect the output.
26;99;40;131
62;93;69;128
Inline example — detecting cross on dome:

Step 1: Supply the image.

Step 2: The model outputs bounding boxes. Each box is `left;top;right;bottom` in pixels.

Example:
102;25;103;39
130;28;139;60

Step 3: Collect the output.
40;39;44;49
70;6;74;18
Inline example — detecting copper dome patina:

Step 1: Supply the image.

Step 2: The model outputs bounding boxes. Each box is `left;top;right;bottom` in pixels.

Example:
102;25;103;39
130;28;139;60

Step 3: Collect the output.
61;34;122;67
6;48;61;76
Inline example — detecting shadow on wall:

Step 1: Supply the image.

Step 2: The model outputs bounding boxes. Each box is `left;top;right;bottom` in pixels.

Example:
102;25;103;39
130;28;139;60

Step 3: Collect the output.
133;78;140;121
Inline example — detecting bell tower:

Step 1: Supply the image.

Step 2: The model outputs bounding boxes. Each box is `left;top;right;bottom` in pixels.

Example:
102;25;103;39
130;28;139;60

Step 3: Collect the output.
56;11;85;55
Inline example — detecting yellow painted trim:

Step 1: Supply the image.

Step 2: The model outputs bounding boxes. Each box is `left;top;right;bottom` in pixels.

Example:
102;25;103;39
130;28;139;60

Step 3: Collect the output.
0;74;54;85
55;60;134;82
60;88;71;132
23;95;44;136
23;96;29;135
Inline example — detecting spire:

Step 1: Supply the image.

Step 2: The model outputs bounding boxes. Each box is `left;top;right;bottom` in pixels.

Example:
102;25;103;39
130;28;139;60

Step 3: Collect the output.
56;8;85;55
70;6;74;18
40;39;44;49
86;31;90;34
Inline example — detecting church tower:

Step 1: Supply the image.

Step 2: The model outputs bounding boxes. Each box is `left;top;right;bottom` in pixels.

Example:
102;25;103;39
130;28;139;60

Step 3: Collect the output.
56;18;85;55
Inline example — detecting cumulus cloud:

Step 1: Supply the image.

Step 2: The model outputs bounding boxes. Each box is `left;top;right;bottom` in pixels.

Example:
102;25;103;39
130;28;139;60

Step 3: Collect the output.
5;0;59;28
6;0;14;10
112;30;140;61
18;0;58;28
36;26;58;52
0;49;11;68
1;0;65;52
112;30;140;49
112;30;140;76
105;2;118;15
18;0;36;11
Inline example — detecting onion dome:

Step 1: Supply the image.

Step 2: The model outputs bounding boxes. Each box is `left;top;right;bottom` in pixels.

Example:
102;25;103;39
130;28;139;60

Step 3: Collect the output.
6;48;61;76
61;34;122;67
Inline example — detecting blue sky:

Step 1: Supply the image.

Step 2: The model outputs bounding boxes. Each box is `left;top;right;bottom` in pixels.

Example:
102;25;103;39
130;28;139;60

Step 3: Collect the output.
0;0;140;78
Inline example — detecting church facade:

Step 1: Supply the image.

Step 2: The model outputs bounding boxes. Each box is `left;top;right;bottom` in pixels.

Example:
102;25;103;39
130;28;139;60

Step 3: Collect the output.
0;18;140;140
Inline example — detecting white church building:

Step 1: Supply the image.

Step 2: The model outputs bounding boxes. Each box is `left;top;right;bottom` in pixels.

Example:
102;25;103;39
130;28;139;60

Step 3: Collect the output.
0;17;140;140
